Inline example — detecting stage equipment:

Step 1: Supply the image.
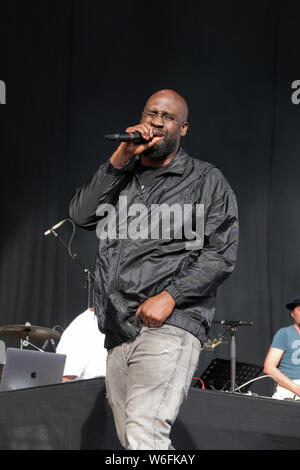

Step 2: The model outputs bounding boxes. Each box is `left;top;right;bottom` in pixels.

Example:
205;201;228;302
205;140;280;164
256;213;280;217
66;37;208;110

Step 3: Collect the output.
0;322;61;351
44;220;67;236
201;335;228;351
0;340;5;379
213;320;253;393
43;218;95;309
194;358;262;392
0;322;61;340
105;130;164;143
199;320;254;393
105;131;145;142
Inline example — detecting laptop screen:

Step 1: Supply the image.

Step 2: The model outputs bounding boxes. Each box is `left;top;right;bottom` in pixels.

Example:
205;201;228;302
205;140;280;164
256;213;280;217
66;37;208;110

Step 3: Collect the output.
0;348;66;392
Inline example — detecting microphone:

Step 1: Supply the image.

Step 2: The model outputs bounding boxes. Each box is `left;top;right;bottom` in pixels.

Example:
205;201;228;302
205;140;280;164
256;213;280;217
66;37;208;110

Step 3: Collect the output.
212;320;253;327
44;220;66;236
104;131;145;143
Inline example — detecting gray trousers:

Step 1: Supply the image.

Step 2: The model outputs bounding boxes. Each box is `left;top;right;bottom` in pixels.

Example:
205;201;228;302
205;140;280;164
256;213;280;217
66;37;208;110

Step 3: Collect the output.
105;324;201;450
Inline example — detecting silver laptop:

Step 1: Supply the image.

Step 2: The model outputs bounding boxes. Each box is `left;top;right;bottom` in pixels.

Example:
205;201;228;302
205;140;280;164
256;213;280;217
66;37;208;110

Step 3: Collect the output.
0;348;66;392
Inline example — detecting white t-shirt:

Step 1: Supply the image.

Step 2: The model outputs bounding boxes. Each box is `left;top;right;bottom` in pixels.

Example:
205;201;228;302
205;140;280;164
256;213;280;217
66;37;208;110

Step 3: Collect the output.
56;309;107;379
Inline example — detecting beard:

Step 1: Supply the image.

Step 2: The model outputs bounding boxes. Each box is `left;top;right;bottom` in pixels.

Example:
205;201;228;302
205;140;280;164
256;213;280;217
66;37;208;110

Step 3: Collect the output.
142;133;179;159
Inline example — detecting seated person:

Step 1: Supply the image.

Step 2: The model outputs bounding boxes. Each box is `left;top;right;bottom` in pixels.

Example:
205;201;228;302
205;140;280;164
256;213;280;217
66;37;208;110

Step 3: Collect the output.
264;295;300;400
56;307;107;381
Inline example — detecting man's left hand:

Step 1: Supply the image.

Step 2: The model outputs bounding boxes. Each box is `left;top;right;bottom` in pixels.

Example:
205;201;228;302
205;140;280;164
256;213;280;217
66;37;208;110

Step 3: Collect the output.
135;291;176;327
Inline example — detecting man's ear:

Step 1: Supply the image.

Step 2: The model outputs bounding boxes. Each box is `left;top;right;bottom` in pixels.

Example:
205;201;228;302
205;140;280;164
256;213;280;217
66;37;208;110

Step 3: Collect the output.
180;121;189;137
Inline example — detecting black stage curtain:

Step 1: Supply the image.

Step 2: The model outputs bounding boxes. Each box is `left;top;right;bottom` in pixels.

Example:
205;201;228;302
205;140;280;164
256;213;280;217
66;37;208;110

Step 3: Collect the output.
1;1;300;395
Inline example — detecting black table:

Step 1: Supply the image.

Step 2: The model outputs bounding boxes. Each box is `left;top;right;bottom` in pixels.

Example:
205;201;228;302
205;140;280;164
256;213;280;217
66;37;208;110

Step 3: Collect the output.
0;377;299;450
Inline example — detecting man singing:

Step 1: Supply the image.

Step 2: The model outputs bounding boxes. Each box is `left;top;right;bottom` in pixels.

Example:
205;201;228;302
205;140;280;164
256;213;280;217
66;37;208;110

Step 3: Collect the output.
69;89;239;450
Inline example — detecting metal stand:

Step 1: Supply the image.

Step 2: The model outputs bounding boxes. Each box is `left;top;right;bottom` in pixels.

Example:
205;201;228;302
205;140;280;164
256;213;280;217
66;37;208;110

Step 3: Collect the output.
20;322;44;352
212;320;253;393
21;338;44;352
228;323;238;393
49;229;95;310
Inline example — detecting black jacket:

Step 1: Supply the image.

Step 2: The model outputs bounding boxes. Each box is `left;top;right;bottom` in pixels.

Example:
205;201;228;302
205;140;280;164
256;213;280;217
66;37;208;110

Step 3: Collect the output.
69;148;239;349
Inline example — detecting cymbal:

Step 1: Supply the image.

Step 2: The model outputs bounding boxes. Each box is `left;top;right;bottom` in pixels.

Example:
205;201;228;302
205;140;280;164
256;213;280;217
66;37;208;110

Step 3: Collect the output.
0;323;61;340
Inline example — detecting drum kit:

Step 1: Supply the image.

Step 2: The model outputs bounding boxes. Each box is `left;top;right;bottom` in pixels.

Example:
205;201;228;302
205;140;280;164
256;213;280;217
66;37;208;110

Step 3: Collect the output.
0;321;61;351
0;322;62;380
0;220;91;378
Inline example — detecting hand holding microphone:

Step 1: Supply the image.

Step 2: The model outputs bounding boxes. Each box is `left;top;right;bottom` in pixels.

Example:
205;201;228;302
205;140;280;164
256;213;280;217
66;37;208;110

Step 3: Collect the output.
108;123;163;169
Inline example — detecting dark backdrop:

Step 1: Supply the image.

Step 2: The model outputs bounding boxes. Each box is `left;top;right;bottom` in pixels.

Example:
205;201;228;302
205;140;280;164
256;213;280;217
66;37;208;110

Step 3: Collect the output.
1;0;300;395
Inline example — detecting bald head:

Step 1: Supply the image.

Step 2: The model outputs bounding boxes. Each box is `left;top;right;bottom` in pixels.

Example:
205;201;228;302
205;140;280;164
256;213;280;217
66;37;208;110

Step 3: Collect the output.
144;89;189;123
140;89;189;162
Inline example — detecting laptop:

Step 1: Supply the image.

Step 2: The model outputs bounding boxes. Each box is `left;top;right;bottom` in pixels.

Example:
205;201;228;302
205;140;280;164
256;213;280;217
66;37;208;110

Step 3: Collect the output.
0;348;66;392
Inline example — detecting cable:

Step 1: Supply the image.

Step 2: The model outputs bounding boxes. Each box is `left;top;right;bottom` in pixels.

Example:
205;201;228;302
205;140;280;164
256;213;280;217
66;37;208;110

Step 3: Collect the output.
234;375;273;392
192;377;205;389
222;380;232;392
64;218;76;260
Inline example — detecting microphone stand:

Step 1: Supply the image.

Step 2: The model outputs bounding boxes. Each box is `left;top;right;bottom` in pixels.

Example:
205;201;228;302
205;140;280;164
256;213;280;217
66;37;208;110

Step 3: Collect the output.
212;320;253;393
49;229;95;310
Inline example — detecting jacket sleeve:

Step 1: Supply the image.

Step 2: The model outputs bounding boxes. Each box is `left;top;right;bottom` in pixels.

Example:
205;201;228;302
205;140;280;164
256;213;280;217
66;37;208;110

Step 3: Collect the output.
69;159;131;229
164;173;239;306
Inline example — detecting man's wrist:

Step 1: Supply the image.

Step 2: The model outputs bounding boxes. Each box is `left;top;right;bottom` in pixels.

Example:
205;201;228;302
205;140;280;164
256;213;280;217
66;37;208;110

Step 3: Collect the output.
164;285;185;306
162;290;176;307
110;144;133;169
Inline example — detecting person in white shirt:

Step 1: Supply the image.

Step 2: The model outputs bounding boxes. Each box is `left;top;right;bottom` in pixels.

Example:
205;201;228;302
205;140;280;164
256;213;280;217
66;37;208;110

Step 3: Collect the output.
56;307;107;381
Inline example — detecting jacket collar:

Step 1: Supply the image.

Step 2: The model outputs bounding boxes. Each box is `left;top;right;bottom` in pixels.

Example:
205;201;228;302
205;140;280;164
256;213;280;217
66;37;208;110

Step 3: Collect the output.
126;147;187;176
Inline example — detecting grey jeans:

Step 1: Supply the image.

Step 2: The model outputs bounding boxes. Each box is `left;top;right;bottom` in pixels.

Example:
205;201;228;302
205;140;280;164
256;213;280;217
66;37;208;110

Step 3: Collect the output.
105;324;201;450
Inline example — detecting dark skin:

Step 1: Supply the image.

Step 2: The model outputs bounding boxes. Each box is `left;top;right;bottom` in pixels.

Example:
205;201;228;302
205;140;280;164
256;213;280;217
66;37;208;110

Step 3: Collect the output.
110;89;189;168
110;89;189;327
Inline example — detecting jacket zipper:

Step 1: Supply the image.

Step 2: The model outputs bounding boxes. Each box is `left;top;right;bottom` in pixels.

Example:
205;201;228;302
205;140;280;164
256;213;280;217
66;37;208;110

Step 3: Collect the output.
113;176;145;328
113;172;172;321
